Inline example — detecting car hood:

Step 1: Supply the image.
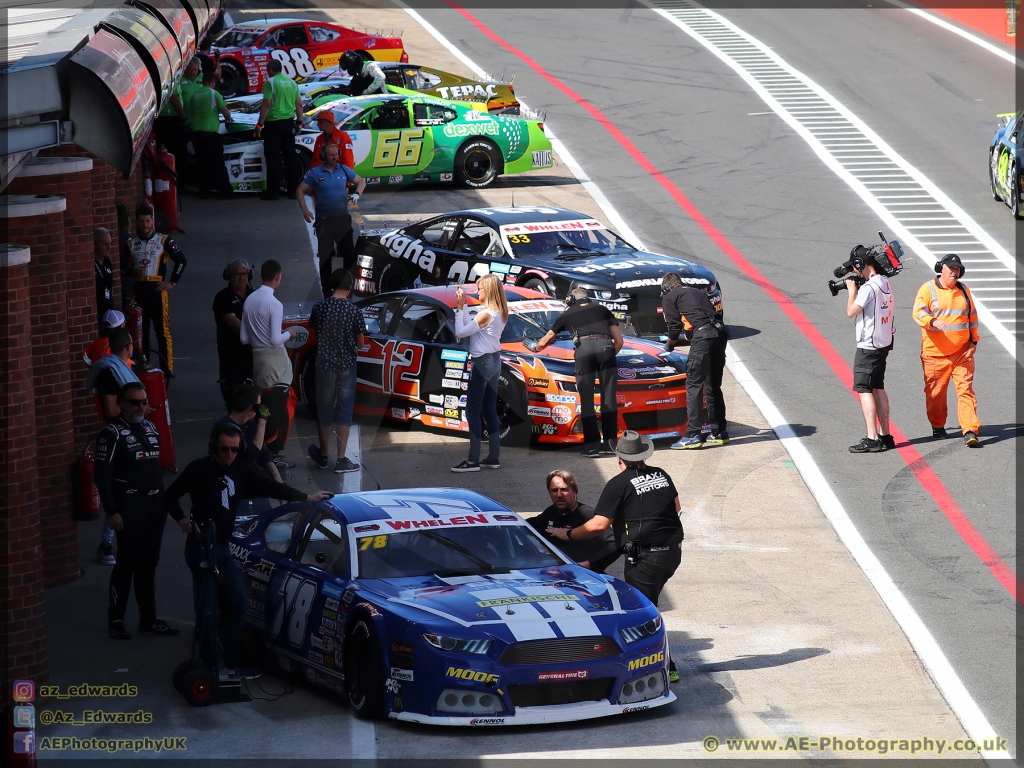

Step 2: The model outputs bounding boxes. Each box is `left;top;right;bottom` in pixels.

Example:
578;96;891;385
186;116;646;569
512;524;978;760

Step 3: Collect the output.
502;337;685;380
358;567;627;637
540;251;717;291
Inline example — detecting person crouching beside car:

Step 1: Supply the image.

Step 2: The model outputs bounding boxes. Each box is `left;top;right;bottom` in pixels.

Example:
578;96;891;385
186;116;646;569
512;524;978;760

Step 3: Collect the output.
529;470;619;573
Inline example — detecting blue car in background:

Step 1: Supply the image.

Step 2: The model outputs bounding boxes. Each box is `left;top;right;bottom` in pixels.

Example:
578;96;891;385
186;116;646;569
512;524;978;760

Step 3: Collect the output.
989;110;1024;218
231;488;675;725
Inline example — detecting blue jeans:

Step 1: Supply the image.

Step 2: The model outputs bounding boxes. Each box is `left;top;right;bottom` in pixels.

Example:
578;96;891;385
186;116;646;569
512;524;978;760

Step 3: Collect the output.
466;352;500;463
184;536;248;669
314;365;357;427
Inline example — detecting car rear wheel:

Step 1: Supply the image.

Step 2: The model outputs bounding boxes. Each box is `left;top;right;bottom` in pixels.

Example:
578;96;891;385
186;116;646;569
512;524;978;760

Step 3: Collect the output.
990;147;1004;202
378;262;411;293
484;370;530;445
300;349;318;419
345;618;384;718
521;278;551;295
218;61;246;97
454;140;501;188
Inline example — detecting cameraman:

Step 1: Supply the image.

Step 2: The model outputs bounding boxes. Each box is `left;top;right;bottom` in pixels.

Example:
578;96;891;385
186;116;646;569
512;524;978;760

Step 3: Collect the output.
536;287;623;457
549;431;682;682
845;246;895;453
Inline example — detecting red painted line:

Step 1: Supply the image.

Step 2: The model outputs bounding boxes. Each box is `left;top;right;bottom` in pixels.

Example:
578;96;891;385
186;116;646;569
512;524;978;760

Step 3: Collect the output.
446;1;1019;604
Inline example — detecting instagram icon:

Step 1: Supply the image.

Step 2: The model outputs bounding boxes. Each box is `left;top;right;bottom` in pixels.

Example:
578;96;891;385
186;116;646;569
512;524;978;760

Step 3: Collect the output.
12;680;34;703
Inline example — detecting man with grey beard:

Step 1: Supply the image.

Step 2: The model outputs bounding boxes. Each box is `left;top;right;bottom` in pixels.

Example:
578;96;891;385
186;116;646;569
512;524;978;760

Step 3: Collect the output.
94;382;179;640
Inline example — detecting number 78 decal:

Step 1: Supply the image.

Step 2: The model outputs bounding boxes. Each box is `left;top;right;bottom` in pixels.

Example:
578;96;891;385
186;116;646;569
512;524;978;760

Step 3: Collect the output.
270;573;317;647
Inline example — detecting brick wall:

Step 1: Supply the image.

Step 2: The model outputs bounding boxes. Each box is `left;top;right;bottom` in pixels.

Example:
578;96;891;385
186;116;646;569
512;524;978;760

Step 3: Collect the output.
1;195;79;588
0;245;49;687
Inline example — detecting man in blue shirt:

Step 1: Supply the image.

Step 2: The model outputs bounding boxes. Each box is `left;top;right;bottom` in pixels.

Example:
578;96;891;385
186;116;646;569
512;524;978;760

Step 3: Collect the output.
296;142;366;297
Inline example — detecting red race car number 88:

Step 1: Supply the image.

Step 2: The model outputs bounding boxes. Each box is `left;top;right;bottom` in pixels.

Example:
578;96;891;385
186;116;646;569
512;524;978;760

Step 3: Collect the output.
270;48;316;78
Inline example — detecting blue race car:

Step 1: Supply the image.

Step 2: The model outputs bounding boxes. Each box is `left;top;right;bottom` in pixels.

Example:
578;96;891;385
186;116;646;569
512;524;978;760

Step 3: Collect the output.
231;488;675;725
989;110;1024;218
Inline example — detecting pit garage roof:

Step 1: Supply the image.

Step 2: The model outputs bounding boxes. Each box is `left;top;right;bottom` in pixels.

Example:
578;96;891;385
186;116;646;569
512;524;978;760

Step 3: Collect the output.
1;0;220;184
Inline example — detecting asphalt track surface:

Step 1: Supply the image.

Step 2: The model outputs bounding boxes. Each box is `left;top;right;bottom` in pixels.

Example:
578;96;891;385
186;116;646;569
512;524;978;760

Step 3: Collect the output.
409;3;1018;753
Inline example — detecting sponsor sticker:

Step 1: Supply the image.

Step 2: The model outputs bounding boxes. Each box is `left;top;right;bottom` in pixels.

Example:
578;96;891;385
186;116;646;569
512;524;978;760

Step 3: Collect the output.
476;594;579;608
618;368;637;379
499;219;603;236
445;368;463;379
392;641;414;655
541;423;558;435
309;651;324;664
429;394;444;404
647;397;676;406
446;667;499;684
425;405;443;415
249;559;274;582
551;405;572;425
441;349;469;361
342;589;356;605
388;175;404;184
440;172;453;181
627;651;665;671
444;408;459;418
357;255;374;269
325;598;339;611
354;601;381;618
470;718;505;726
545;394;575;403
489;262;510;274
527;377;549;388
367;177;381;184
442;379;462;389
537;670;588;681
444;361;465;369
445;418;462;429
413;172;430;183
532;149;552;168
647;430;681;440
527;406;551;418
391;407;406;419
322;582;343;599
311;635;324;649
391;668;414;681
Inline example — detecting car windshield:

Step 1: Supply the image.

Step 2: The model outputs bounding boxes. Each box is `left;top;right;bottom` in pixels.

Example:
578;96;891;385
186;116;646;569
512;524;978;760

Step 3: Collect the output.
505;228;633;258
355;525;563;578
216;29;261;48
501;301;565;342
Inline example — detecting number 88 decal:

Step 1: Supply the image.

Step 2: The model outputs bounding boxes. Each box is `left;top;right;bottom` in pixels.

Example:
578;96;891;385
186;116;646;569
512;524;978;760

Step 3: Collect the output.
270;48;315;78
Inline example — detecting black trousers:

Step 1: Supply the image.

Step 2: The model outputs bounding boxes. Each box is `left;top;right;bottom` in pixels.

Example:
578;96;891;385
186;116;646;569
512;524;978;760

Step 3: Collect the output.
134;283;173;373
262;119;299;197
708;333;727;434
218;353;253;409
192;131;232;196
154;116;187;171
623;545;682;607
314;214;356;297
575;337;618;445
684;328;722;438
108;495;167;625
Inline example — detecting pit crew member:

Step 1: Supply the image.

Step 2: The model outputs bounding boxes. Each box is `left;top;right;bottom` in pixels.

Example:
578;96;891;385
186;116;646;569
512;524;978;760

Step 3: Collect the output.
550;431;683;681
296;142;366;297
310;110;355;170
340;50;386;95
662;272;727;449
213;259;255;407
94;382;178;640
129;205;186;377
255;58;304;200
537;287;623;457
529;469;619;572
165;422;332;673
188;70;234;198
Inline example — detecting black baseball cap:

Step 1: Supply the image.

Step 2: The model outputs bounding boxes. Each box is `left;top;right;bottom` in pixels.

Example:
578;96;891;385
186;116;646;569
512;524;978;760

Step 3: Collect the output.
936;254;966;276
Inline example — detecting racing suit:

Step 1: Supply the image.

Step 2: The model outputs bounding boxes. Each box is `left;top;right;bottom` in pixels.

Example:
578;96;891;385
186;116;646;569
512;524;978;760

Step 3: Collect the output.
129;233;186;373
93;417;166;628
349;60;386;95
662;284;727;439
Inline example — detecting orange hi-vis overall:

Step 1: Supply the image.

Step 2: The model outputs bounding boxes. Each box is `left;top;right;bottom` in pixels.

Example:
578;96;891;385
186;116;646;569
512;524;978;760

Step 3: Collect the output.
912;278;981;434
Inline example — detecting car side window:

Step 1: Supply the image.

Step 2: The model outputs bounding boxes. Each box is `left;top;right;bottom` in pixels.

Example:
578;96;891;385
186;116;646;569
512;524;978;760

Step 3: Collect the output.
413;102;455;126
385;68;405;87
309;26;339;43
270;24;309;47
293;510;348;575
263;507;310;554
410;69;443;90
419;218;461;249
371;103;410;130
393;301;446;343
454;221;501;256
360;298;399;335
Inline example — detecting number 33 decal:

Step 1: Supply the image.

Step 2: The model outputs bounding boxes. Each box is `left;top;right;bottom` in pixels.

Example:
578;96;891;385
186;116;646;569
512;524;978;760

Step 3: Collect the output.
270;48;315;78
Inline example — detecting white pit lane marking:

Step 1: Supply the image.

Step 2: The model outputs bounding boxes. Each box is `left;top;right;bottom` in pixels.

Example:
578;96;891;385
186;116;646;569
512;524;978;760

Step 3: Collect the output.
650;0;1019;361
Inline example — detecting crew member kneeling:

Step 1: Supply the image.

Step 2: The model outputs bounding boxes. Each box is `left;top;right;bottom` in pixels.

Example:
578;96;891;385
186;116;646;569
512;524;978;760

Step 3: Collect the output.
550;431;683;682
164;423;332;675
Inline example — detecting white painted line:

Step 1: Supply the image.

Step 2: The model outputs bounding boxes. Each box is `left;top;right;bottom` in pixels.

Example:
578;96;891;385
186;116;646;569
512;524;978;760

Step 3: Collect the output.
724;346;1002;759
403;3;1005;758
888;1;1021;68
348;713;377;758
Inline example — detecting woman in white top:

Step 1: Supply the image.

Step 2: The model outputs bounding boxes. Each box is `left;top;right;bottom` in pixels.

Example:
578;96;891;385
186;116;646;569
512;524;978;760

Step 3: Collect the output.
451;273;509;472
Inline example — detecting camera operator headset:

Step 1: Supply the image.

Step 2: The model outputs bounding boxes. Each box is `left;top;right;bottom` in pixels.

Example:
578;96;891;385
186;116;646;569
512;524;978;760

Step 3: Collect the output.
549;431;684;681
536;287;624;457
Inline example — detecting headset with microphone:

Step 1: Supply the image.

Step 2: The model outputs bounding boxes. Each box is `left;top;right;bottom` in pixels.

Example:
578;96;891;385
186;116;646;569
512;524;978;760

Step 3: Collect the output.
208;421;248;456
223;259;253;282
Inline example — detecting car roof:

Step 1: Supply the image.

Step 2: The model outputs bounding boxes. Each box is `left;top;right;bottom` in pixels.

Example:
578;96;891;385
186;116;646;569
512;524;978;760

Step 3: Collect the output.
230;19;311;30
450;207;591;227
323;487;520;525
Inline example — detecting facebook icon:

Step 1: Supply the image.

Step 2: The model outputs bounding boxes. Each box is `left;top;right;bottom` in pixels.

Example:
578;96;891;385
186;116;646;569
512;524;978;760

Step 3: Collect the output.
13;730;35;754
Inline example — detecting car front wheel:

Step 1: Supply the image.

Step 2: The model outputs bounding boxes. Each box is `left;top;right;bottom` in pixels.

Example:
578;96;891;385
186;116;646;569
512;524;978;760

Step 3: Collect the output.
346;618;384;718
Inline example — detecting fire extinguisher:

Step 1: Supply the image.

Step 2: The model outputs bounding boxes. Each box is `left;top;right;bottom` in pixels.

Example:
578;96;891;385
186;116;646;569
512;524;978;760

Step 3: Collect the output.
153;148;182;233
125;297;143;350
75;444;101;521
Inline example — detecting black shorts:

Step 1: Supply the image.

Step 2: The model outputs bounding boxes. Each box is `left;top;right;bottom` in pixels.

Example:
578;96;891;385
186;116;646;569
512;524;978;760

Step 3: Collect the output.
852;346;889;393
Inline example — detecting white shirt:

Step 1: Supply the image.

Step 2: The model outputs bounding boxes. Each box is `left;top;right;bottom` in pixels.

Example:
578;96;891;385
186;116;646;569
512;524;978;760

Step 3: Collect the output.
240;285;289;349
454;306;505;356
854;274;893;350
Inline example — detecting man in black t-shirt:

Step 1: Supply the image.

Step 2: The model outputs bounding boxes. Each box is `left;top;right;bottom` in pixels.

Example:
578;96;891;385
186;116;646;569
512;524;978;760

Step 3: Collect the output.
537;288;624;457
550;431;682;681
213;259;255;408
94;227;115;324
528;470;619;572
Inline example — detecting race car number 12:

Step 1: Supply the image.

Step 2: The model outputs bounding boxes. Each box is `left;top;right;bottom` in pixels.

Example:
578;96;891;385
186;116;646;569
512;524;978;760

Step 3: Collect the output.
373;130;425;168
270;48;315;78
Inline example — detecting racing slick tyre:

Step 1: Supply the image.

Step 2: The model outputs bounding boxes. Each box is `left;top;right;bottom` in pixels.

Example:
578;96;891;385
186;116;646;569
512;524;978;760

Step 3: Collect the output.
521;277;551;295
173;660;201;694
218;61;246;97
182;668;217;706
454;140;501;189
300;349;318;419
485;370;530;445
345;617;384;719
990;148;1004;202
378;262;411;294
1012;170;1024;220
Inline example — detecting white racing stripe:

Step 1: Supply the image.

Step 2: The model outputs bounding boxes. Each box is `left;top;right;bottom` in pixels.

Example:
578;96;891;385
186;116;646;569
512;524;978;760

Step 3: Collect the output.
649;0;1019;362
516;585;602;637
888;0;1021;68
470;588;558;641
402;6;1004;757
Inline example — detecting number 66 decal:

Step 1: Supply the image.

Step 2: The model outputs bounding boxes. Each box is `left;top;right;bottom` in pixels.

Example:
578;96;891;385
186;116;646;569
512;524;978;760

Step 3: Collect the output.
270;48;315;78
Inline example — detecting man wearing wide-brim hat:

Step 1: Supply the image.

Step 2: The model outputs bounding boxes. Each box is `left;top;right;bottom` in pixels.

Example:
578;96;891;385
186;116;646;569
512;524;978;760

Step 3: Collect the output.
549;431;684;682
912;253;982;446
